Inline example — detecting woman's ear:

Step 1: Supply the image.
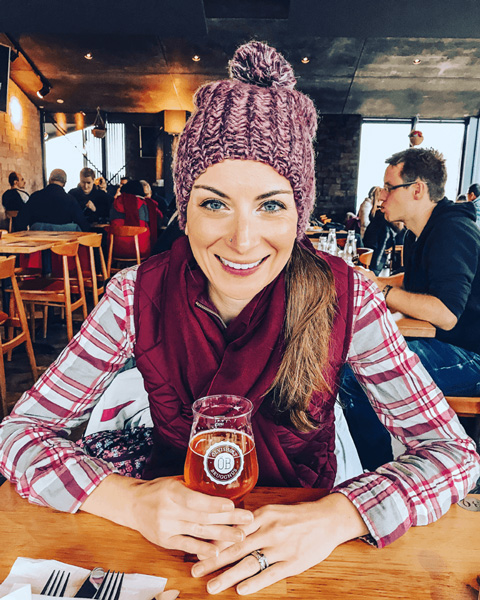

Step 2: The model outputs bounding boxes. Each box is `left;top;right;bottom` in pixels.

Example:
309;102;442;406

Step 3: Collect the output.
185;223;189;236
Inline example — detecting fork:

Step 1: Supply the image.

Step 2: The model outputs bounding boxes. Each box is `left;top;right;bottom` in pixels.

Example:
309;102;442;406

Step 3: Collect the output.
41;570;71;597
93;571;124;600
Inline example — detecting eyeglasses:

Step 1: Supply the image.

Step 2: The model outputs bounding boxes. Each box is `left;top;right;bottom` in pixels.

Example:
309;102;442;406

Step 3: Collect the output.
382;181;418;194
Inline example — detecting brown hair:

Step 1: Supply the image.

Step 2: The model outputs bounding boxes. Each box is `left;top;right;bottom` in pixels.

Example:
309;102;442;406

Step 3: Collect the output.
386;148;446;202
268;243;337;432
80;167;95;179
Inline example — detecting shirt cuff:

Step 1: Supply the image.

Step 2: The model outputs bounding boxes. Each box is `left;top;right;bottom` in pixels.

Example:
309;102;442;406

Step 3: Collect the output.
332;473;413;548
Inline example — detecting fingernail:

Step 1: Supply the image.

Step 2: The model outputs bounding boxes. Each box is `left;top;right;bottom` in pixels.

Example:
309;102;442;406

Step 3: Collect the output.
240;512;254;523
221;501;234;511
192;564;204;577
207;580;220;594
234;529;244;541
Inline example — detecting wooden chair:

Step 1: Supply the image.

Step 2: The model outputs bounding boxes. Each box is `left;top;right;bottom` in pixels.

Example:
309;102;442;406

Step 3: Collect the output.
78;235;108;306
106;225;149;277
5;211;18;233
17;242;88;341
357;248;374;268
0;256;38;418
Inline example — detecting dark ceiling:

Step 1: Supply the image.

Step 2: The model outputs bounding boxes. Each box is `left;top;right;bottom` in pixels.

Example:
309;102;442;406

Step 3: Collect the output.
3;0;480;119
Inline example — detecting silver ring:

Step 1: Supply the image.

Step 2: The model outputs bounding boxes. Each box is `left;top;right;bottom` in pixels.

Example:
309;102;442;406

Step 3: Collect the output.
250;549;269;571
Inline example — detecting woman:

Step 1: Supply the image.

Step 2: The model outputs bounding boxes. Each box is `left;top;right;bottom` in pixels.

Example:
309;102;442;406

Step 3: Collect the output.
357;185;381;238
110;179;152;258
0;41;478;596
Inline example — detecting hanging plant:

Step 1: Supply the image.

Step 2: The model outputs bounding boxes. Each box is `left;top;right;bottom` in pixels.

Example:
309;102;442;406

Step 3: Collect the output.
92;107;107;139
409;129;424;146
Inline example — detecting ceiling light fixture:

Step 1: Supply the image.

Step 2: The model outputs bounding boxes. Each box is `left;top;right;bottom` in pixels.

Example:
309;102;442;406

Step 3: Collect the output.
56;98;64;104
192;55;201;62
36;83;51;99
84;53;93;60
413;58;422;65
301;57;310;64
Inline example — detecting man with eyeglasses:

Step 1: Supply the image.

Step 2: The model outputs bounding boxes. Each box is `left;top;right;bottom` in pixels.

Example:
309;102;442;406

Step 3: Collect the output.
339;147;480;470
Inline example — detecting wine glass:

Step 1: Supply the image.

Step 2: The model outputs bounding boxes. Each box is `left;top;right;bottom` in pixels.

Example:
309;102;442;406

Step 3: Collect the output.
184;394;259;505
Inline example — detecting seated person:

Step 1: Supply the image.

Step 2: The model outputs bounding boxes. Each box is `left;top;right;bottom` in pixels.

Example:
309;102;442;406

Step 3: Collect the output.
110;179;153;258
2;172;30;230
1;42;478;597
70;167;112;223
342;147;480;469
16;168;89;232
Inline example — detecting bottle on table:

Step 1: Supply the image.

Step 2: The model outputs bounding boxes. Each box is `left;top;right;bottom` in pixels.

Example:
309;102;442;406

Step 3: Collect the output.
326;229;337;256
342;230;357;266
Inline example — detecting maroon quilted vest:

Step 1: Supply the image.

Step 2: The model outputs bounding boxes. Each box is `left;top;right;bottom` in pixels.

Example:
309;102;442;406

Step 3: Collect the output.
134;240;354;489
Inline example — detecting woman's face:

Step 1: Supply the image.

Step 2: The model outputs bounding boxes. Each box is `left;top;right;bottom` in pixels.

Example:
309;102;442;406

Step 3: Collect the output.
186;160;298;321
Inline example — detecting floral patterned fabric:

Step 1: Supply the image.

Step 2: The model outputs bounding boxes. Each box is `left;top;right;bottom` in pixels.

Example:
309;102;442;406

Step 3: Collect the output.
77;427;153;478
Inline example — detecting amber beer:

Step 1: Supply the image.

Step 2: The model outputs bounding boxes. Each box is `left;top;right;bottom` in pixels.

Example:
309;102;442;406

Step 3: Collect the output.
185;429;258;503
184;395;259;504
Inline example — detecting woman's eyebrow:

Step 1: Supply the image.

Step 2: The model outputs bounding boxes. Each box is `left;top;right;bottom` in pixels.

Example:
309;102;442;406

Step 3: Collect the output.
256;190;293;200
192;185;230;199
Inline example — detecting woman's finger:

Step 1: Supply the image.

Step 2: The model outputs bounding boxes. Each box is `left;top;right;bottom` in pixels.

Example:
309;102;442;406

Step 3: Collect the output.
180;521;246;543
202;550;280;595
167;534;219;558
236;563;290;596
192;535;269;578
178;506;254;526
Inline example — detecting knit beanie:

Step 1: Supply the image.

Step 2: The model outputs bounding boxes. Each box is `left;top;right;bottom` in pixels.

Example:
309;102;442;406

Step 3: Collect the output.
173;40;318;238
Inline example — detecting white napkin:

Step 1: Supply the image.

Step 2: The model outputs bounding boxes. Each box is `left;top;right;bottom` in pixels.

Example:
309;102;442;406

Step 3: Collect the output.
0;558;166;600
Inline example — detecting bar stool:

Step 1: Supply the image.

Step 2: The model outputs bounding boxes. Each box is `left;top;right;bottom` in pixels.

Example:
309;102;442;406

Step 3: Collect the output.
0;256;38;418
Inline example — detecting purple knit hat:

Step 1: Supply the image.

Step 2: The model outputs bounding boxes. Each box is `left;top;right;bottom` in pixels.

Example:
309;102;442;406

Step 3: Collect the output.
173;41;318;238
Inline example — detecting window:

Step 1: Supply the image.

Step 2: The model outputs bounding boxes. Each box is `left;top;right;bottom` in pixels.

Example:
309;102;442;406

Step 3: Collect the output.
45;122;126;188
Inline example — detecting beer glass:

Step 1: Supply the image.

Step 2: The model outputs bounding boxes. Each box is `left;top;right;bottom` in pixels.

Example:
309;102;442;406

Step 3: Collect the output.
184;395;259;504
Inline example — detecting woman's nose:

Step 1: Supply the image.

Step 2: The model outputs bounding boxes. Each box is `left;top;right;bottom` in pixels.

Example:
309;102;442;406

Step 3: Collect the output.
227;213;260;252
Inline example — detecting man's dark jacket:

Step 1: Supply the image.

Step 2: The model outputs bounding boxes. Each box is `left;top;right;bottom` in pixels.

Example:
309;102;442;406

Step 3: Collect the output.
69;186;112;222
16;184;90;232
403;198;480;354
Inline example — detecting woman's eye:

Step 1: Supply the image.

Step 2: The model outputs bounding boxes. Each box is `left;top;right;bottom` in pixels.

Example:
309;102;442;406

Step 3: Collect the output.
261;200;285;212
200;199;225;211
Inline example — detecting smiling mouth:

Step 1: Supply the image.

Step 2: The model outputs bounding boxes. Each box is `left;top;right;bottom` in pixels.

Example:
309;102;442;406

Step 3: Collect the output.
216;255;266;270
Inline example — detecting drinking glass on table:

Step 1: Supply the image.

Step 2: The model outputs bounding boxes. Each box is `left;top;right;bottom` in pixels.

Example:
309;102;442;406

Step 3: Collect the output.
184;395;259;505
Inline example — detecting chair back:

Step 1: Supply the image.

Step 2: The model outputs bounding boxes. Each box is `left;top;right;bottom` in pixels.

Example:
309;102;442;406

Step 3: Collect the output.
6;211;18;233
78;235;108;305
106;225;149;277
357;248;374;268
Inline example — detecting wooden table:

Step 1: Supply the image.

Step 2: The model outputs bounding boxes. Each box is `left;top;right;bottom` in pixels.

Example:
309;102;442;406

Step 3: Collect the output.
4;231;101;245
0;483;479;599
394;314;436;338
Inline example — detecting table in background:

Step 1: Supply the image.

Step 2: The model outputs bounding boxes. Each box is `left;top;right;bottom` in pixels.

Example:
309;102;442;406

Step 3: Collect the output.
0;482;479;599
393;313;436;338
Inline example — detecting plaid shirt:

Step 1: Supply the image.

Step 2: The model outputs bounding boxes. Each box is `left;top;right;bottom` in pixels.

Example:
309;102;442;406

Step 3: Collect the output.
0;267;478;548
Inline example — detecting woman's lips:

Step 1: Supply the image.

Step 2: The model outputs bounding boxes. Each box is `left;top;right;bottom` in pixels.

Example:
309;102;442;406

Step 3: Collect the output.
216;255;267;276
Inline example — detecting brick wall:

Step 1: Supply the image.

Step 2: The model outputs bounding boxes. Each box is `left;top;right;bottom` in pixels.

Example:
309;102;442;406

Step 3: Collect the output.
0;79;43;196
312;114;362;224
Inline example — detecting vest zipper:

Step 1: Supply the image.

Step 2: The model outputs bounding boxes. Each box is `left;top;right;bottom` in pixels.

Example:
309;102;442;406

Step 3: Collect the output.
195;301;227;329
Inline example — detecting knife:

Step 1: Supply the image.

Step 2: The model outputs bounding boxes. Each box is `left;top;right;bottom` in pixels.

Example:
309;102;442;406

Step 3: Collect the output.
75;568;106;598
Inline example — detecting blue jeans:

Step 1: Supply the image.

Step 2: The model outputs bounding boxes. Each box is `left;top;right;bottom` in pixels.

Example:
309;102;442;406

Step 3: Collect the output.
339;338;480;470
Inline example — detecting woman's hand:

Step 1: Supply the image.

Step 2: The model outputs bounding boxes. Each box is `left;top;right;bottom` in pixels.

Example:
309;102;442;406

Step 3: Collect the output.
191;493;368;595
81;474;253;558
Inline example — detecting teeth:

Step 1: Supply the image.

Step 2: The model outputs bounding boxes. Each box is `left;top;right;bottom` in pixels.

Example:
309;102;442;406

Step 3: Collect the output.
219;256;263;270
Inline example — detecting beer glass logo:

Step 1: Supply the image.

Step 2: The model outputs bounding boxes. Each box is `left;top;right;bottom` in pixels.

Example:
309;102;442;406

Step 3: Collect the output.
204;440;244;485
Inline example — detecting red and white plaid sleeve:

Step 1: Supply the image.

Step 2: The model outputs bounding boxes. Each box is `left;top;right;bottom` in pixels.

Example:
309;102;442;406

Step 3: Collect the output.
0;265;139;512
333;270;480;547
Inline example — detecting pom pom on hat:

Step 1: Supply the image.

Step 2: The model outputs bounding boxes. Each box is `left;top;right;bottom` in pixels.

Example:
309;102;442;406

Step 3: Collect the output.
174;40;318;238
228;41;297;89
